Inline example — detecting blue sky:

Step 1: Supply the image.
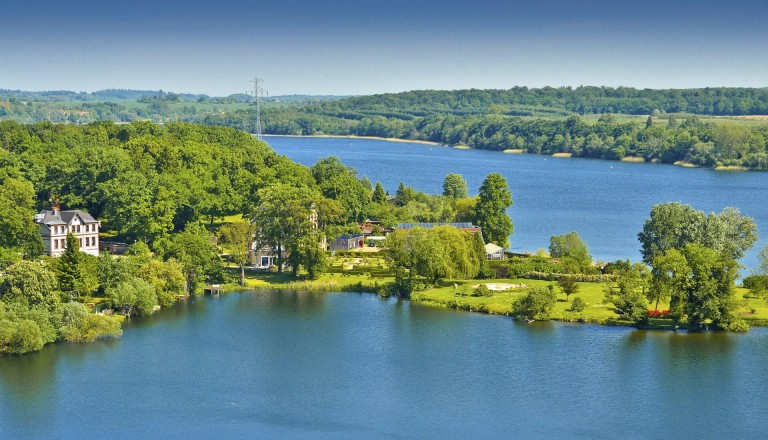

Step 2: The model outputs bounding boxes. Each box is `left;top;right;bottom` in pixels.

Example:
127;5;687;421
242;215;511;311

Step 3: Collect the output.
2;0;767;96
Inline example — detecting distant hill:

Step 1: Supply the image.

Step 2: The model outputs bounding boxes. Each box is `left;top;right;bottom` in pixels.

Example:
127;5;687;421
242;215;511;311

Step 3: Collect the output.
0;88;351;104
301;86;768;118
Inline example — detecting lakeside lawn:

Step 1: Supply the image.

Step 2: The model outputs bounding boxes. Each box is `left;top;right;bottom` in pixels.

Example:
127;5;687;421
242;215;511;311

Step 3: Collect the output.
221;252;768;328
413;279;768;327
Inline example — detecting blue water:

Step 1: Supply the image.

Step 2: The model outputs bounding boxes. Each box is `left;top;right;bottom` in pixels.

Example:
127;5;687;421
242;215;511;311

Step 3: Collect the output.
2;136;767;439
266;136;768;271
2;291;767;439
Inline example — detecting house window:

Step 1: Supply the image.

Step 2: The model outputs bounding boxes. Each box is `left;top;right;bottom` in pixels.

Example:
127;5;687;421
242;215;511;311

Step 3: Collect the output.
54;240;59;250
261;256;270;267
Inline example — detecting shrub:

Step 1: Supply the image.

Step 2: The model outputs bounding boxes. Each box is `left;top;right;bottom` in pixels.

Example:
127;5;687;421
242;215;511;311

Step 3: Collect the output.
722;319;750;332
513;287;557;320
742;275;768;298
570;297;586;312
472;284;492;297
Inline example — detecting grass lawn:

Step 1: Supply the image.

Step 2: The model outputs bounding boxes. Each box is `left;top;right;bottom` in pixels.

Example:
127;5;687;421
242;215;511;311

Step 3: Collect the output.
413;278;622;324
237;269;393;292
224;255;768;329
413;280;768;328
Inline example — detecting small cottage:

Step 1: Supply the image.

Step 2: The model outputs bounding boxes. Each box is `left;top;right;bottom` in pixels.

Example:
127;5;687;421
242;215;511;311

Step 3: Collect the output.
330;234;365;252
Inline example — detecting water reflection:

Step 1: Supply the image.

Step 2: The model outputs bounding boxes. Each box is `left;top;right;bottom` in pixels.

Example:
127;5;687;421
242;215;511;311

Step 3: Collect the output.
0;346;60;435
1;291;766;439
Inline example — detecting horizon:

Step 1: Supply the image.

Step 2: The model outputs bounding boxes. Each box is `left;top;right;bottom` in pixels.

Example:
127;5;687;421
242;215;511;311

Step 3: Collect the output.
4;84;768;100
2;0;768;96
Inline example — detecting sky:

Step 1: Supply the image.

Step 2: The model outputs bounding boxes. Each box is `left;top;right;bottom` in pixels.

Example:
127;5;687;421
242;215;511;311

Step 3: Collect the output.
2;0;768;96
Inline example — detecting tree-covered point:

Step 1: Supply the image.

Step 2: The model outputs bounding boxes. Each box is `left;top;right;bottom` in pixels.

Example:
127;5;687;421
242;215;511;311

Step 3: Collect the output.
635;202;757;331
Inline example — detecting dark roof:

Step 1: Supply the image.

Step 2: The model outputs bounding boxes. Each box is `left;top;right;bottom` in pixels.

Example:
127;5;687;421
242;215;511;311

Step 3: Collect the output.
34;209;98;227
336;234;365;240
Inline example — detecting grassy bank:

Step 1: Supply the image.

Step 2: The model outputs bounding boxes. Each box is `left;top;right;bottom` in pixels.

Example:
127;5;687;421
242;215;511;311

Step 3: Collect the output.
220;255;768;329
412;279;768;328
224;263;394;294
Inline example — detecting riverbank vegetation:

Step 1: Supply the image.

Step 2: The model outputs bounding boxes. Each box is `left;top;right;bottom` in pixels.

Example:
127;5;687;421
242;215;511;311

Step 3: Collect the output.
1;119;767;355
3;86;768;170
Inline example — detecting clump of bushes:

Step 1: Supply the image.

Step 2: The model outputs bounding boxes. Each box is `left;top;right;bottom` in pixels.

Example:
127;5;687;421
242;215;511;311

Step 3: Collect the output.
570;297;586;312
512;287;557;321
472;284;492;297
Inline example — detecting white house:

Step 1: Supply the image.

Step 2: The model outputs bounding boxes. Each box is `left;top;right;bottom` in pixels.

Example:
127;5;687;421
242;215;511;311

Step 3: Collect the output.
34;207;100;257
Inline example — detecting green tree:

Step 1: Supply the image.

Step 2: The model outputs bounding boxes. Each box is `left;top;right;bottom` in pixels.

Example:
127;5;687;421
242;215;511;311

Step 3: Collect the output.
138;258;186;307
58;302;122;342
219;221;256;286
107;277;158;317
372;182;388;204
513;287;557;321
638;202;756;264
394;182;416;207
557;276;580;301
286;229;326;279
648;250;687;312
251;184;323;275
162;222;223;293
97;252;136;295
472;173;513;247
311;156;370;223
549;232;591;266
442;173;469;199
603;264;649;325
385;226;483;294
760;245;768;275
672;244;740;331
0;177;43;260
0;260;59;311
50;233;98;297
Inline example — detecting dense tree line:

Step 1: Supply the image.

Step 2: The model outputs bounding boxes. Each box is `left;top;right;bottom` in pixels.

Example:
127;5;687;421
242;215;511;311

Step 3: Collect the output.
4;87;768;169
298;87;768;118
260;111;768;169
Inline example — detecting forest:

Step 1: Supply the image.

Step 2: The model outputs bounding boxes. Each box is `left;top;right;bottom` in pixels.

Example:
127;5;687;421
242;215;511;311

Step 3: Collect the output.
0;120;508;353
3;86;768;169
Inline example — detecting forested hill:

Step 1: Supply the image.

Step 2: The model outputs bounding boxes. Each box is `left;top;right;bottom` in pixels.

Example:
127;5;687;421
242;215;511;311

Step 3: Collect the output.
0;121;287;249
2;86;768;169
301;87;768;118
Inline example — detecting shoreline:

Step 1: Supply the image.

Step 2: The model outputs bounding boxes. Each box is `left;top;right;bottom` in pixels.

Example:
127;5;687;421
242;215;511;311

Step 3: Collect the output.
264;134;763;172
263;134;444;147
224;274;767;330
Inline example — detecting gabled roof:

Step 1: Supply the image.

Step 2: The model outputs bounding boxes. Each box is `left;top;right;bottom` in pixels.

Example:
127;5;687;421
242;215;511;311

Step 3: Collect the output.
485;243;504;254
34;209;98;227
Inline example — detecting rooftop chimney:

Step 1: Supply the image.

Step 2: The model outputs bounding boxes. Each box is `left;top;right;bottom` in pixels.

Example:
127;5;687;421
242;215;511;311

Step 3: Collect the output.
51;198;60;216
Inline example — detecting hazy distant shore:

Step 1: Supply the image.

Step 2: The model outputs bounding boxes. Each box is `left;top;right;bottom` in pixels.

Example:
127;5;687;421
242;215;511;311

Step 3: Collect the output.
263;134;444;147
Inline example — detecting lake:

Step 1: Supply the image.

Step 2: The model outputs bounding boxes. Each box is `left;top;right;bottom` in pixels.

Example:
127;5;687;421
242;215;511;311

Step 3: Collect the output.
2;290;768;439
266;136;767;272
2;136;768;439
